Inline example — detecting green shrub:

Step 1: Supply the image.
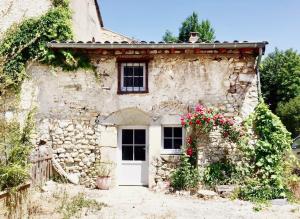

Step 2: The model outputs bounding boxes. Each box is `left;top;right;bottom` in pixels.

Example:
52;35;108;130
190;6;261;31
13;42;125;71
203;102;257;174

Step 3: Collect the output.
170;155;200;190
238;101;293;202
0;111;34;191
276;96;300;138
0;164;29;190
203;159;238;187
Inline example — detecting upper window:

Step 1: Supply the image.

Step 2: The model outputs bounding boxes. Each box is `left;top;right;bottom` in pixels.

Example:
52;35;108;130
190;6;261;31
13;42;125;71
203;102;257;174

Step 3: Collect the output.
162;126;183;154
119;63;147;93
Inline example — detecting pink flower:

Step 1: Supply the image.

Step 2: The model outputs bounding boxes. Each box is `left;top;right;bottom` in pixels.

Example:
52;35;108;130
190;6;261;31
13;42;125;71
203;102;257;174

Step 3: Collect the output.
195;104;204;113
186;113;192;119
196;119;201;125
181;121;186;126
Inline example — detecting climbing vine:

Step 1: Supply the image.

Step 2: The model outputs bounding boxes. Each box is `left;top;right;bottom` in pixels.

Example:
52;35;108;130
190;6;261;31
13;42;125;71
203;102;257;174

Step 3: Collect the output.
237;101;297;202
0;0;93;95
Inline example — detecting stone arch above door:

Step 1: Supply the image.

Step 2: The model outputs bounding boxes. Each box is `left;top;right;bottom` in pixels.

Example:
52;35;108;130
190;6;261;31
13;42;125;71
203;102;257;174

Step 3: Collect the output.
98;107;150;126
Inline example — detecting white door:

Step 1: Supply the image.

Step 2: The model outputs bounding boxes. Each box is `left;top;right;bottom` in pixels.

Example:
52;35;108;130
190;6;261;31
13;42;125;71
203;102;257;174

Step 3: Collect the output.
118;127;148;185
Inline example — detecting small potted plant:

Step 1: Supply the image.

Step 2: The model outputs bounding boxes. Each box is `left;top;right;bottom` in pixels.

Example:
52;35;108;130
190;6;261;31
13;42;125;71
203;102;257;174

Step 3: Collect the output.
95;162;114;190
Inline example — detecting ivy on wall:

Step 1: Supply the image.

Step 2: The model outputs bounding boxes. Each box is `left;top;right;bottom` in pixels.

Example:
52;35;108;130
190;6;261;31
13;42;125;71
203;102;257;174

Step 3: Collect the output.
0;0;93;95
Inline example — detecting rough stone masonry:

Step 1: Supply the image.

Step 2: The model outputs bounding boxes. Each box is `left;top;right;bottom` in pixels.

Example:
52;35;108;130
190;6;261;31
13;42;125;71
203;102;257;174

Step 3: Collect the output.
19;50;260;188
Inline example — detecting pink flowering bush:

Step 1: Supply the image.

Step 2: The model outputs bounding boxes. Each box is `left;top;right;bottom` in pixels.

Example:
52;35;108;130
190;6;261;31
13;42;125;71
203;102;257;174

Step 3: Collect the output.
181;104;241;147
171;104;242;190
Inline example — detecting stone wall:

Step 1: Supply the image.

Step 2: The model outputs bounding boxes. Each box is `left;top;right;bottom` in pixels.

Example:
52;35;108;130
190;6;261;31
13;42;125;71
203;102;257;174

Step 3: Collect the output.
22;51;259;188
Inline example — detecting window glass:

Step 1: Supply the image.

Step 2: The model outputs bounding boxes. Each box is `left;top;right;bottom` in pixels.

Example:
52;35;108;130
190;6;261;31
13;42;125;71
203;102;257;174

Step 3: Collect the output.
164;127;172;137
163;127;183;150
121;63;146;92
164;139;173;149
174;127;182;137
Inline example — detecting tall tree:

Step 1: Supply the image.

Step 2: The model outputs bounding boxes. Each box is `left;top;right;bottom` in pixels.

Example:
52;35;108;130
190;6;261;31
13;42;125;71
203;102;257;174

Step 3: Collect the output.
260;49;300;111
162;12;215;43
162;30;178;43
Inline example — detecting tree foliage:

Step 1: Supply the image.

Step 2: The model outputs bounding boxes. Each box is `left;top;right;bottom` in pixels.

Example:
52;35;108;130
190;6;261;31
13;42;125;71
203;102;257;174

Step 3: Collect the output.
162;30;178;43
260;49;300;111
162;12;215;43
276;96;300;138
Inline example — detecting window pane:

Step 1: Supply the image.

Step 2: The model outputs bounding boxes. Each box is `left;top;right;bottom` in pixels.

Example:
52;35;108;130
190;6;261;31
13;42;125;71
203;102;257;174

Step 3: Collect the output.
134;129;146;144
134;146;145;161
174;138;182;149
122;146;133;160
164;127;172;137
174;127;182;137
164;138;173;149
124;66;133;76
133;77;143;87
134;66;144;77
124;77;133;87
122;130;133;144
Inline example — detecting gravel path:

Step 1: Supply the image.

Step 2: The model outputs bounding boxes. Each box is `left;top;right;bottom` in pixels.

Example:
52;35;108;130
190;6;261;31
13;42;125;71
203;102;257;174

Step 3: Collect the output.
33;182;300;219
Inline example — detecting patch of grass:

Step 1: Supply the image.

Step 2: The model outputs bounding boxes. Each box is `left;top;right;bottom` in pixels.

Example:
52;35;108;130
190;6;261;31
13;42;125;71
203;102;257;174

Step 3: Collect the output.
57;192;107;219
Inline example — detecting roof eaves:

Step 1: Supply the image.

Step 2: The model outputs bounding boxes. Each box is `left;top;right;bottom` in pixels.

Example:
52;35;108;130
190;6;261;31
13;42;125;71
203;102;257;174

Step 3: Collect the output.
47;41;268;53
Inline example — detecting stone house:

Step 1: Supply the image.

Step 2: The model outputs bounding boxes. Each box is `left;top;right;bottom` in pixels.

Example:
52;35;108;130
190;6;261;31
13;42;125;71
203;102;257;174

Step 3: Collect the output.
1;0;267;188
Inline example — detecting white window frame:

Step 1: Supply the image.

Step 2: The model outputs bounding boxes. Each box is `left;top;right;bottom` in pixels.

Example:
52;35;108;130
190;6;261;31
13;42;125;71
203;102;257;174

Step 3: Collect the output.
121;63;146;92
161;125;184;155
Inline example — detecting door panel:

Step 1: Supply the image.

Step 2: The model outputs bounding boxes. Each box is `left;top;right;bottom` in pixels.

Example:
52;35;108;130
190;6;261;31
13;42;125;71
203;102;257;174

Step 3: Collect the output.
119;128;148;185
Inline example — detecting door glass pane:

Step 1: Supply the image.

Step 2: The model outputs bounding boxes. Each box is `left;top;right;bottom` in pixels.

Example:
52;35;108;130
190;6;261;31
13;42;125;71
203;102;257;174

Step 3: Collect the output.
122;146;133;160
174;127;182;137
134;129;146;144
122;130;133;144
134;146;145;161
174;138;182;149
164;127;172;137
164;138;172;149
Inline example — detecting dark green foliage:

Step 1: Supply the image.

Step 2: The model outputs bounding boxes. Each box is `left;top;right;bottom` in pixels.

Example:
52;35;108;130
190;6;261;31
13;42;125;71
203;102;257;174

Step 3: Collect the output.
178;12;215;43
162;12;215;43
238;101;293;202
239;180;290;203
170;155;200;190
203;159;238;187
260;49;300;111
51;0;70;7
162;30;178;43
0;2;92;94
276;96;300;138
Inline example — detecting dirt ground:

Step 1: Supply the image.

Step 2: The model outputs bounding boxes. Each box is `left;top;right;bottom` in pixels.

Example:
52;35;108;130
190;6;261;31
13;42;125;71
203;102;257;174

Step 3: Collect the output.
29;181;300;219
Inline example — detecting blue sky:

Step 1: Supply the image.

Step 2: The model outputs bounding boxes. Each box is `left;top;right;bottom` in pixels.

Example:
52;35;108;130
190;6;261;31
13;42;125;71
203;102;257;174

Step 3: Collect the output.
98;0;299;55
